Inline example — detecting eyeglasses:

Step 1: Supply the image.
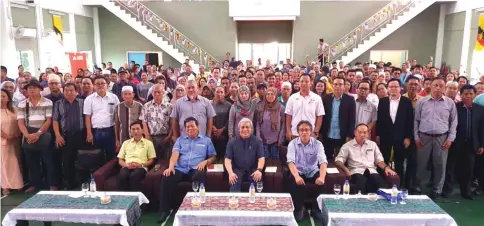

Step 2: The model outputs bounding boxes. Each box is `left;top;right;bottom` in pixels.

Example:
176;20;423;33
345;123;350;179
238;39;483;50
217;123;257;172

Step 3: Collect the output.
358;87;369;91
94;83;106;86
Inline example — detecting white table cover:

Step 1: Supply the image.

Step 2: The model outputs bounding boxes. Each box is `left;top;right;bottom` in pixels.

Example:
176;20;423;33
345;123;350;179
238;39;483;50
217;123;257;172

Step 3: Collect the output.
173;192;298;226
317;194;458;226
2;191;149;226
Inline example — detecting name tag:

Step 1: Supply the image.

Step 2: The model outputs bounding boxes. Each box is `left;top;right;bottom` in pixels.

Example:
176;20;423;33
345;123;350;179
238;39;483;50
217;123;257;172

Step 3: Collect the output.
196;144;206;147
108;103;115;105
366;149;373;153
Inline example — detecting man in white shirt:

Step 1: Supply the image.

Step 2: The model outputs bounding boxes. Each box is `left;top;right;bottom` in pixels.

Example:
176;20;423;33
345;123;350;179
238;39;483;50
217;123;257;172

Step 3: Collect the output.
84;76;120;160
317;38;329;67
376;78;414;188
285;74;325;142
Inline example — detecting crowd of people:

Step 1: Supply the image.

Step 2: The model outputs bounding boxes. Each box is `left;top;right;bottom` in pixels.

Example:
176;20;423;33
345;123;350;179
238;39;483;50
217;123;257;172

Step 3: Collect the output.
1;51;484;222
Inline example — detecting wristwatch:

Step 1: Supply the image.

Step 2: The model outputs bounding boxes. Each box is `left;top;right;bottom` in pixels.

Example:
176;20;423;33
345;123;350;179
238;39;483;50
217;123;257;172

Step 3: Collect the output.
256;168;263;173
36;130;43;135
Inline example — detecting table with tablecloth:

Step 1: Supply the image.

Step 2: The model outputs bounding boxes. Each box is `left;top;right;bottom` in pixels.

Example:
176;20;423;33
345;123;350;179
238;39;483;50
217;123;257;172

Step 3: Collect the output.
317;194;457;226
2;191;149;226
174;192;298;226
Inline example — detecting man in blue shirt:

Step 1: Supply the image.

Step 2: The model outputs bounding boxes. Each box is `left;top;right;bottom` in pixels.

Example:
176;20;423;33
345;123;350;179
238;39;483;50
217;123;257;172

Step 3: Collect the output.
225;118;265;192
158;117;216;222
287;120;327;221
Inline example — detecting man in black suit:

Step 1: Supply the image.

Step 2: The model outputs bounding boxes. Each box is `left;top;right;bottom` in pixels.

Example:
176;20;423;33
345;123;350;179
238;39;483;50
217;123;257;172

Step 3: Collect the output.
321;77;356;159
452;85;484;200
376;78;414;188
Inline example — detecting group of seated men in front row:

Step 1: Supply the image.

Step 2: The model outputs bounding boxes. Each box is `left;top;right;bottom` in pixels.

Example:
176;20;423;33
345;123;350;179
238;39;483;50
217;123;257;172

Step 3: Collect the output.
118;115;395;222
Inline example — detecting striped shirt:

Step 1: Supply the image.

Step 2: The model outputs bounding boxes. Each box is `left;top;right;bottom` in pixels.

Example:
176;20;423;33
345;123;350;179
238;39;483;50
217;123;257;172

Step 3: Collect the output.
114;101;143;143
53;98;84;133
17;97;53;128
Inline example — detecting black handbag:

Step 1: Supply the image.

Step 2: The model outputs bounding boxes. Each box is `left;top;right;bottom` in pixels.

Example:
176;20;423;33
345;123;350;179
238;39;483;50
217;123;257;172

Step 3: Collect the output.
75;143;105;171
21;102;52;150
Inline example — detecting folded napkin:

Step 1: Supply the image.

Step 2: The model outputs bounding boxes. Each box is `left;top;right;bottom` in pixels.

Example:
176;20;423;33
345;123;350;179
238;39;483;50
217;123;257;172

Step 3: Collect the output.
377;189;403;201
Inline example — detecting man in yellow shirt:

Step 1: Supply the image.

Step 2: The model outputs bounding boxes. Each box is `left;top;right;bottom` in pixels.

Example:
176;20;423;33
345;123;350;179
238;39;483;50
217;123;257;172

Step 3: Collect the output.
117;120;156;191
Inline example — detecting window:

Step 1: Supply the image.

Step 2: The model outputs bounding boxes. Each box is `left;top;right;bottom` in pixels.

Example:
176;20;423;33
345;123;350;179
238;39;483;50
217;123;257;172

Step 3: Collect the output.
238;43;291;66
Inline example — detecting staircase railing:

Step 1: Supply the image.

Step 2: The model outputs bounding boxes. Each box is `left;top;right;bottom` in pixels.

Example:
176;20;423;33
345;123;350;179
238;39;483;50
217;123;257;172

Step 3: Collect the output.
115;0;220;67
311;0;424;64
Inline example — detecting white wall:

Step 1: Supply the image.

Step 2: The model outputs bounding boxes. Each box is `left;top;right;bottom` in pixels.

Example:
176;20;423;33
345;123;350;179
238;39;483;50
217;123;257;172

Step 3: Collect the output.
447;0;484;14
11;0;93;17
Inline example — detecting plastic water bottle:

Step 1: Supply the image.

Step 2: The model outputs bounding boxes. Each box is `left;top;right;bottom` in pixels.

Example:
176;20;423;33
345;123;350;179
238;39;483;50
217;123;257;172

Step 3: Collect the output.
199;183;206;203
89;176;97;197
343;180;350;198
249;183;256;203
391;184;398;204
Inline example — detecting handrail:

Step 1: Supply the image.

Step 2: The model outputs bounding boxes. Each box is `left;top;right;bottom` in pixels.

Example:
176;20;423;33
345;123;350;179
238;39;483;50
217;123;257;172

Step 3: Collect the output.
115;0;220;67
311;0;424;64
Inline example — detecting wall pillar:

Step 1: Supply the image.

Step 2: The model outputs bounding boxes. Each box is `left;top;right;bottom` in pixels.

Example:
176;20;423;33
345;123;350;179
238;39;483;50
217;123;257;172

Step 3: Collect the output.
1;0;19;78
459;9;472;75
35;4;45;71
434;4;446;68
69;13;77;52
93;7;102;66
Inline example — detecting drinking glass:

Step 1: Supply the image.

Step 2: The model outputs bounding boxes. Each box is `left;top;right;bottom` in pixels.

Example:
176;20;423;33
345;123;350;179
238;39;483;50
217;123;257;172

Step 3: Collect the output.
400;189;408;205
334;184;341;199
192;181;199;193
81;183;89;197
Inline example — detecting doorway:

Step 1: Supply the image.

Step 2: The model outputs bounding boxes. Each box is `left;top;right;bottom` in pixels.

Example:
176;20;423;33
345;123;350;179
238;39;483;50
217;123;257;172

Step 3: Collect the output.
126;51;163;66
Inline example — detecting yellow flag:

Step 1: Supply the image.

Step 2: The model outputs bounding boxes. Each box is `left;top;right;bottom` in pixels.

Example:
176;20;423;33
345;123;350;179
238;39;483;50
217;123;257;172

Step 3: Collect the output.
476;14;484;51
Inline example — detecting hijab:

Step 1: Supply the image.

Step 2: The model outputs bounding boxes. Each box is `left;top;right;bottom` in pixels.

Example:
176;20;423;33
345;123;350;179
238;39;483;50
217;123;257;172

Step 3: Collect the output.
257;87;281;131
201;85;214;100
235;85;254;116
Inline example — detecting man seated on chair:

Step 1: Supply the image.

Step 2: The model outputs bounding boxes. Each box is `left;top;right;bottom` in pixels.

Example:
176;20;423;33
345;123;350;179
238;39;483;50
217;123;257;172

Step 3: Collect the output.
225;118;265;192
116;120;156;191
158;117;217;223
287;120;327;222
335;123;396;194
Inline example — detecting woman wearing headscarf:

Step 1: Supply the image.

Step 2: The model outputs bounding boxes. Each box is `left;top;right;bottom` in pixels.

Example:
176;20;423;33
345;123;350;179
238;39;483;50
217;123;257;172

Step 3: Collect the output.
171;84;186;105
201;85;214;100
255;88;285;160
228;86;255;140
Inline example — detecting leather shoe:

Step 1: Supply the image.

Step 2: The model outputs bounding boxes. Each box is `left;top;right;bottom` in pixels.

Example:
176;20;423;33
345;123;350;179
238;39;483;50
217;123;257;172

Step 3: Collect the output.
294;207;305;222
24;186;37;194
157;211;170;223
461;193;475;200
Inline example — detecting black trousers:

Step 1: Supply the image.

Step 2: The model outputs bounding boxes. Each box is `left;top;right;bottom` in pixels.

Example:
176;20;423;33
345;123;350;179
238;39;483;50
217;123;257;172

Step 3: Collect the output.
117;167;147;191
476;154;484;191
213;137;228;160
323;138;344;160
381;140;417;189
455;141;476;194
159;169;206;212
288;172;323;211
350;169;387;194
60;131;85;189
24;147;57;189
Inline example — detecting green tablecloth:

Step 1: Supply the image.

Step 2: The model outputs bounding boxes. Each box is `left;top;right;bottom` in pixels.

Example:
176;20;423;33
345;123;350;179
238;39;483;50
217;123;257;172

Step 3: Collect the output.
323;197;446;214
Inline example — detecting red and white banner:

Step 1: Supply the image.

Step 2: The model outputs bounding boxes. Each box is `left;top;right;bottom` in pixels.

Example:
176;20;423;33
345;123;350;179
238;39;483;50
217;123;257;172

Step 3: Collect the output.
68;52;87;77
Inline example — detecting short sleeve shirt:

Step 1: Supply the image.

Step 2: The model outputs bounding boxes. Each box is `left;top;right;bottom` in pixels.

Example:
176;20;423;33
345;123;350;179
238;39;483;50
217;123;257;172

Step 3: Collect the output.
170;96;216;136
335;139;384;175
83;92;120;128
140;100;173;135
17;97;53;129
117;138;156;171
173;135;216;174
285;91;325;136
